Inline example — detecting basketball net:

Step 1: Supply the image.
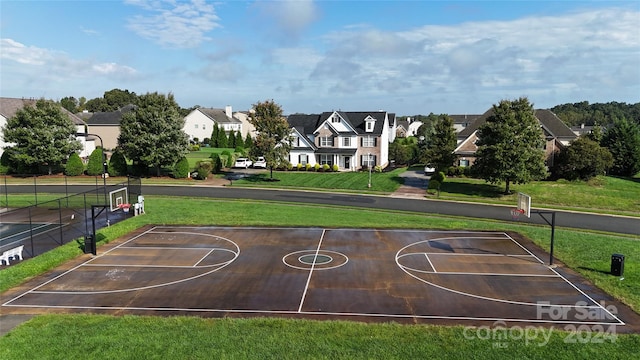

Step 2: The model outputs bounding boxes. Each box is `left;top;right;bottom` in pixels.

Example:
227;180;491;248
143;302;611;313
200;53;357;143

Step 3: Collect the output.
511;208;525;221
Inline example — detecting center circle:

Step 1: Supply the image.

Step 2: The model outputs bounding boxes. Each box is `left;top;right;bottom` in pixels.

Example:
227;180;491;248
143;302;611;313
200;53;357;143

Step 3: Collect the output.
299;254;333;265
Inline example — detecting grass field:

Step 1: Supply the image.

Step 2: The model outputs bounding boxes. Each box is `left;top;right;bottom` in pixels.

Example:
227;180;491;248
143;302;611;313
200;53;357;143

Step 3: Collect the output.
1;196;639;358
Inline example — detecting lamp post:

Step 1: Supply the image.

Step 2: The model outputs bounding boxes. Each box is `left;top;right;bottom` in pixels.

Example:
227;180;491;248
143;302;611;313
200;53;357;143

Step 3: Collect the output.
367;152;372;188
77;132;108;208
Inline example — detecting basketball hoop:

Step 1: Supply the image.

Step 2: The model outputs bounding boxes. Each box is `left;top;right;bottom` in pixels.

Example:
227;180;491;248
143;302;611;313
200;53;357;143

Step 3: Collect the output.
511;208;525;220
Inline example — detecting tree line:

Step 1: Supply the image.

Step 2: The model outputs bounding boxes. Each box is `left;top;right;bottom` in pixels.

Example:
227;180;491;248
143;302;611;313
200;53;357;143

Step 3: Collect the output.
391;98;640;194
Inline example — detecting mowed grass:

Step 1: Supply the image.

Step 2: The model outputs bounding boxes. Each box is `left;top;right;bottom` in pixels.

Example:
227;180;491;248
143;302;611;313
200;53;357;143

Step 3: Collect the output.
2;314;639;360
439;176;640;216
1;196;639;358
233;168;404;193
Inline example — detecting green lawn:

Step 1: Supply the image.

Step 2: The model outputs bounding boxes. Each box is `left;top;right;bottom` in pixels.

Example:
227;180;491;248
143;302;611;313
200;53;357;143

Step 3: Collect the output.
1;196;638;358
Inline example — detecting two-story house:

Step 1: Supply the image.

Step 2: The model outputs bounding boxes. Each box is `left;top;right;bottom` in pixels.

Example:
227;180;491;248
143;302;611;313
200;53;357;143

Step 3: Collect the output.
183;106;243;143
287;111;392;171
455;108;577;168
1;97;93;158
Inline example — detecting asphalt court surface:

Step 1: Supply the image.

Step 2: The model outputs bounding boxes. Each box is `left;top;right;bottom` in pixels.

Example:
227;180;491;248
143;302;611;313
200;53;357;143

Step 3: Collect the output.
2;226;638;331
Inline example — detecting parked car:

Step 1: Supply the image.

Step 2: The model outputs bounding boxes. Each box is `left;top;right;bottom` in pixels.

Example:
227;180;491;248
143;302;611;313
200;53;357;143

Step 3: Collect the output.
424;164;436;174
253;156;267;168
234;158;253;168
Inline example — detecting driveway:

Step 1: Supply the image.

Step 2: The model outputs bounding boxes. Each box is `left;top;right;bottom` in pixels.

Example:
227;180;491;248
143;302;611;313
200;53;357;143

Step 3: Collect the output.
392;167;428;198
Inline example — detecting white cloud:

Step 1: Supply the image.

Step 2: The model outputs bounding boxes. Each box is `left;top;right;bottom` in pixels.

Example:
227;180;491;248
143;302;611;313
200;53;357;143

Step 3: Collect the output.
126;0;221;48
0;38;54;65
301;7;639;108
251;0;320;44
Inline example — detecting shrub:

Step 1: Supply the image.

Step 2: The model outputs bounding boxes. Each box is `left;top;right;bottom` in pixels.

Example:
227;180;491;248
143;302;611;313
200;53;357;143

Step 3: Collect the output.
195;160;212;180
188;144;200;151
296;163;303;171
221;150;234;168
108;150;128;176
322;164;330;172
427;179;441;195
305;163;311;171
173;157;190;179
314;164;321;172
210;153;222;173
432;171;446;183
332;164;339;172
0;149;15;174
374;165;382;173
287;162;293;171
65;153;84;176
86;148;105;176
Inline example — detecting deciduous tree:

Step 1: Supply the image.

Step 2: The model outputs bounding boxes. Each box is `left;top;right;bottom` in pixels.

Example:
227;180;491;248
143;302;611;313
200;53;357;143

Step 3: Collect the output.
249;100;293;179
472;98;547;194
2;99;82;174
422;115;457;171
553;137;613;180
118;92;189;176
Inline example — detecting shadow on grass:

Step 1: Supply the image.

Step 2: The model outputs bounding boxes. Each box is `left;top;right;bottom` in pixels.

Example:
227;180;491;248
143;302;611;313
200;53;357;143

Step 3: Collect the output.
440;181;505;198
578;266;612;276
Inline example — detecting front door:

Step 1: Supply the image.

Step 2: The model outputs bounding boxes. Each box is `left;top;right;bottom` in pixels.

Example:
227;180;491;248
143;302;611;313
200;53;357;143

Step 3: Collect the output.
344;156;350;170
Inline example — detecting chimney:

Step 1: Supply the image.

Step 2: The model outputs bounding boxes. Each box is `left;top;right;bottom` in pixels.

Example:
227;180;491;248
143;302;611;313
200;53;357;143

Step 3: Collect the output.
225;105;232;118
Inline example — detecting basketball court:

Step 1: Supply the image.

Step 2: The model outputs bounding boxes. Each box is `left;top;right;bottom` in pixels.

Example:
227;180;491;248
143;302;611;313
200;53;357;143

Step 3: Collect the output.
2;225;637;332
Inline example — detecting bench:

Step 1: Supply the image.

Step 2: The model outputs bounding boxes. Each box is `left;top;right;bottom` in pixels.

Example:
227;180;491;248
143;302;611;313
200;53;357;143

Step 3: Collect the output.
0;245;24;265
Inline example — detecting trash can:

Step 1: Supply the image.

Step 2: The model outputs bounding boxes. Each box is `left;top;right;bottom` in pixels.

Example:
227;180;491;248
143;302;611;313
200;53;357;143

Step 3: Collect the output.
611;254;625;277
84;234;96;255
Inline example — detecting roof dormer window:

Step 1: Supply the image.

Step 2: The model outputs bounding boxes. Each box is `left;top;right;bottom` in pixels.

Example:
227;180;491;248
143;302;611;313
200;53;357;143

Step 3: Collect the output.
365;117;376;132
332;114;340;123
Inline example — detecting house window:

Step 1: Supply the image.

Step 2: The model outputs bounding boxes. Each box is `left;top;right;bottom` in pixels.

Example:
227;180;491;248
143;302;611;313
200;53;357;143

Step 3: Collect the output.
460;159;469;167
367;122;373;131
299;154;308;165
362;154;376;167
343;137;351;147
320;154;332;166
362;136;375;147
320;136;333;147
202;124;206;130
194;124;199;129
332;115;340;123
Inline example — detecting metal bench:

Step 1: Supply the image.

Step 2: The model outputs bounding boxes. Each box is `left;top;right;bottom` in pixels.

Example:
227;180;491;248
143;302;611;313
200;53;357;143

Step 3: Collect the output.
0;245;24;265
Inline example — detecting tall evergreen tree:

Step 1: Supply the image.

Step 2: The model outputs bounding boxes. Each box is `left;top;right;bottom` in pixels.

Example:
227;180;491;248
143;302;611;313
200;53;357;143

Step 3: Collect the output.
602;118;640;176
422;115;457;171
217;129;228;148
228;130;237;148
65;152;84;176
235;131;245;149
118;92;189;176
472;97;548;194
210;123;220;148
1;99;82;174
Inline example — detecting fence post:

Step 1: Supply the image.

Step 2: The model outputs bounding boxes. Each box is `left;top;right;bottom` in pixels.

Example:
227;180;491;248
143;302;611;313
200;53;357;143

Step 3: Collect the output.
57;198;64;245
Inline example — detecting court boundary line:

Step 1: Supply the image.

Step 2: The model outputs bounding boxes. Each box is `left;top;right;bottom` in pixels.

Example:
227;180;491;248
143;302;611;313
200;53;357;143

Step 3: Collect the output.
298;229;325;312
2;227;627;326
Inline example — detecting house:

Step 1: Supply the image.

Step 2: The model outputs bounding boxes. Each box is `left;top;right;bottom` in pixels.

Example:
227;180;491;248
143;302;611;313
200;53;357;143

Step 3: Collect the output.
232;110;256;139
183;106;243;142
396;119;409;138
287;110;392;171
0;97;93;158
83;104;136;151
454;108;577;168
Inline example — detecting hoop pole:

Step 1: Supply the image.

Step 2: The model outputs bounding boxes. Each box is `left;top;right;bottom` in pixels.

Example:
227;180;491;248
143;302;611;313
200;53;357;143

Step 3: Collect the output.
532;210;557;266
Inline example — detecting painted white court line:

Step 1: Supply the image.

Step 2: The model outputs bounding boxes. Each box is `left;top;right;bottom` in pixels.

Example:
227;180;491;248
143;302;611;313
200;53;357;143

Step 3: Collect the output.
0;223;58;249
424;253;437;273
298;229;325;313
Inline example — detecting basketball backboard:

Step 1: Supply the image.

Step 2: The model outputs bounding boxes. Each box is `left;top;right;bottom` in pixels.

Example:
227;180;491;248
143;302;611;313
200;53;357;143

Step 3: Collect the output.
516;192;531;218
109;187;129;212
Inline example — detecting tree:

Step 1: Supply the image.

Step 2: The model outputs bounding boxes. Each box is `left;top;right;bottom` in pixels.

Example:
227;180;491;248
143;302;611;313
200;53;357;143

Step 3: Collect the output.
235;131;245;149
86;148;105;176
602;118;640;176
244;133;254;150
216;128;228;148
228;130;237;148
65;152;84;176
553;137;613;180
472;98;548;194
60;97;78;113
118;92;189;176
1;99;82;175
210;123;220;147
422;115;457;171
249;100;293;179
108;149;128;176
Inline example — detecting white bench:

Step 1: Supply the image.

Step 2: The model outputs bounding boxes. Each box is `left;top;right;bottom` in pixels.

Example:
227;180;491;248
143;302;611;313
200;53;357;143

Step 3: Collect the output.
0;245;24;265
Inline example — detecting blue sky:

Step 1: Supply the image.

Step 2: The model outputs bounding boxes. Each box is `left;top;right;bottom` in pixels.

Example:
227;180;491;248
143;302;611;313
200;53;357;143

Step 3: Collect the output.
1;0;639;115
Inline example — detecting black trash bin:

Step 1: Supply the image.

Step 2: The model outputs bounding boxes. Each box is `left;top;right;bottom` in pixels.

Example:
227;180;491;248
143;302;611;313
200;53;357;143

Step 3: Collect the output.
84;234;96;255
611;254;625;277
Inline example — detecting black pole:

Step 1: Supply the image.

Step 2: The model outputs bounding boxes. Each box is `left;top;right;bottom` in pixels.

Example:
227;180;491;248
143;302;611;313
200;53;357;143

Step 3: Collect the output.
90;206;97;255
550;211;556;266
57;199;63;245
3;175;8;208
33;175;37;205
28;206;35;258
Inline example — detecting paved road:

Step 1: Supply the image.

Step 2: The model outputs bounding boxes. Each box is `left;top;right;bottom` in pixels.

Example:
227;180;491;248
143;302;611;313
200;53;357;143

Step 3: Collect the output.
4;184;639;236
